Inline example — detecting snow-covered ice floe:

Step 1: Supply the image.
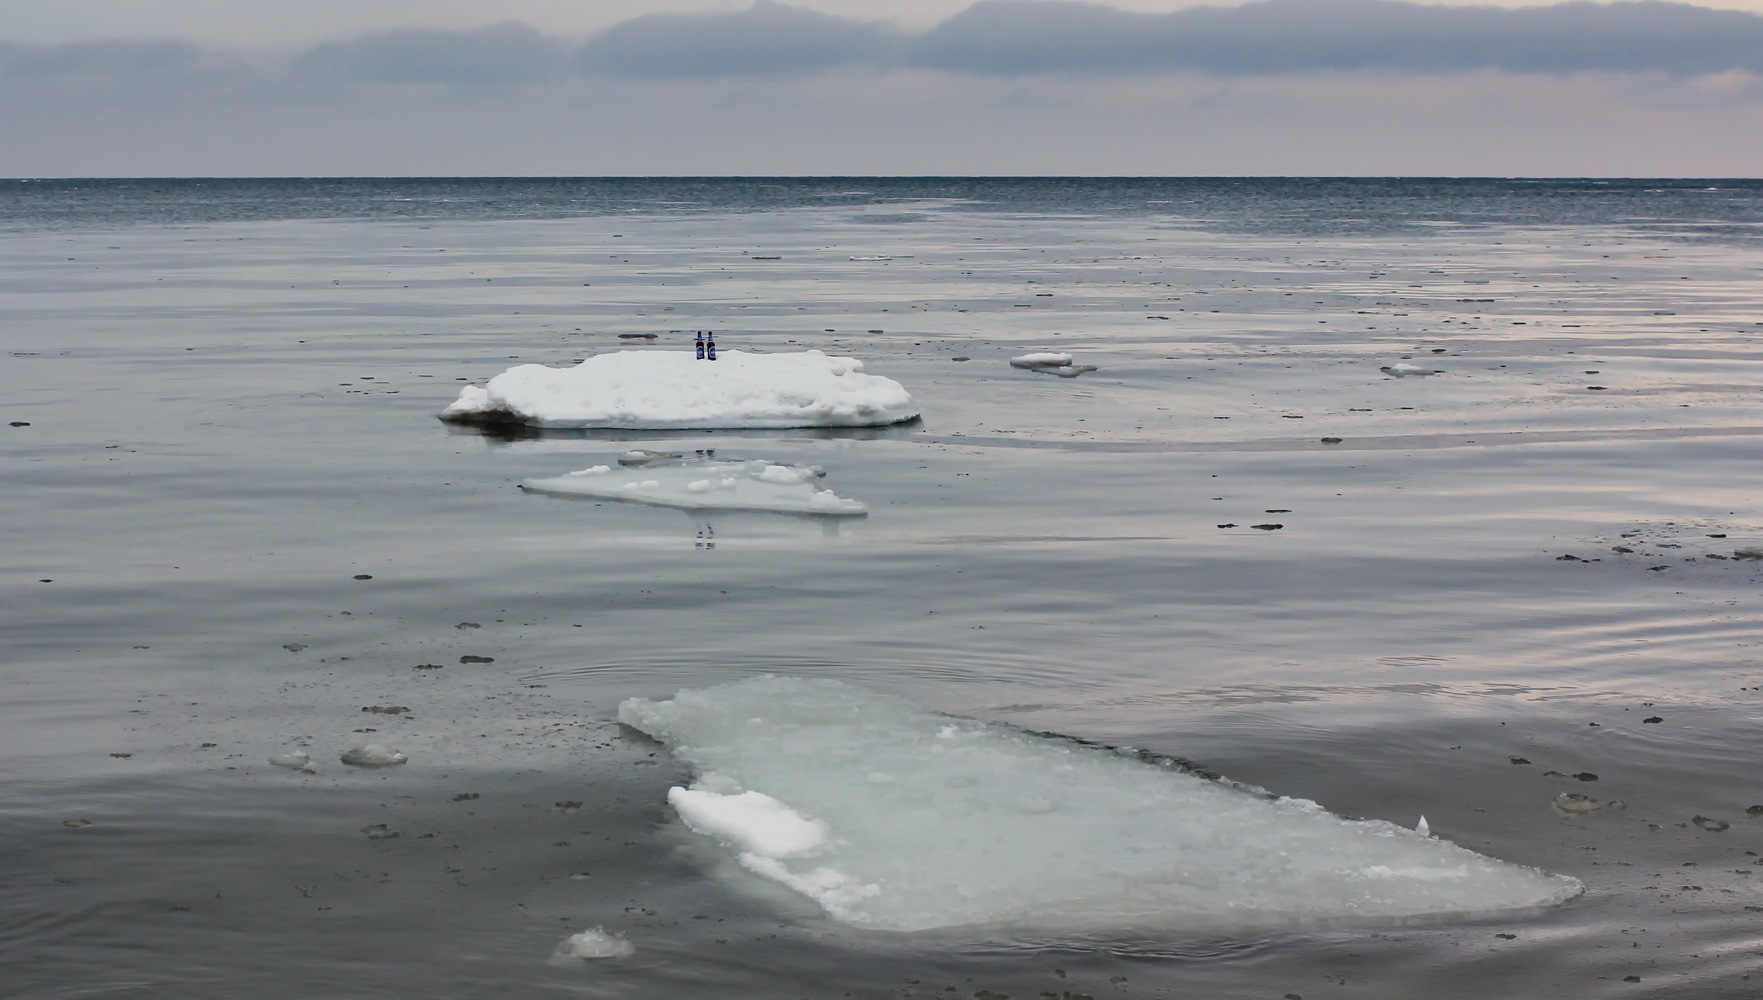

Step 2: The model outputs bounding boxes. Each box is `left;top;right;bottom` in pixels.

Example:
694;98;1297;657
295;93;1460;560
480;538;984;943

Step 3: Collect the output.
619;676;1582;933
521;459;867;515
439;349;919;429
549;928;634;963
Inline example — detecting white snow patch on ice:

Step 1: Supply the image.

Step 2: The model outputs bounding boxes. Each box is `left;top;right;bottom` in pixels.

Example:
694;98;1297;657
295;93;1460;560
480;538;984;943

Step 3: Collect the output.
618;676;1582;933
549;928;634;962
1380;362;1439;376
439;349;918;429
521;459;866;515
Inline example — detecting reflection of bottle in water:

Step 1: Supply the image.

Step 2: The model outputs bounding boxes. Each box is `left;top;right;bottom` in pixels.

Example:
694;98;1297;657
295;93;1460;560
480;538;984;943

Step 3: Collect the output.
706;335;717;361
695;331;705;360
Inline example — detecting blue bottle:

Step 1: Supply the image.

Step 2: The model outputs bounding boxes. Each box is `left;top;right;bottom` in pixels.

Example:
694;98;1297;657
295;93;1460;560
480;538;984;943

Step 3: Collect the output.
706;335;717;361
695;331;706;360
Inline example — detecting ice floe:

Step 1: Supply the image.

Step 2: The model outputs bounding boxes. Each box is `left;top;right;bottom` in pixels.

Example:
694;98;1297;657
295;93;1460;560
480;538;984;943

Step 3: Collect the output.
521;459;867;515
339;744;407;768
1009;353;1097;378
550;928;634;962
1380;362;1439;376
619;676;1582;933
439;349;919;429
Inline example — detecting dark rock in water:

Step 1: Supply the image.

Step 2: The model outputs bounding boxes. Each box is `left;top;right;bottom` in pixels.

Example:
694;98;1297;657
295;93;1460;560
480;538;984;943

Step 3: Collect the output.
451;792;480;802
1745;805;1763;816
1250;523;1284;531
360;823;400;839
456;622;481;629
1574;772;1599;781
1265;509;1292;513
353;574;373;580
1708;533;1727;538
1646;565;1669;571
952;356;971;361
1320;437;1342;444
361;705;409;715
1495;933;1516;940
1586;385;1607;390
1734;549;1763;560
1556;554;1581;561
1611;545;1633;553
460;654;495;663
9;421;29;427
1624;976;1641;983
1216;523;1238;528
616;333;657;339
1643;716;1662;723
1509;756;1531;765
413;663;444;670
283;643;306;652
1693;815;1730;832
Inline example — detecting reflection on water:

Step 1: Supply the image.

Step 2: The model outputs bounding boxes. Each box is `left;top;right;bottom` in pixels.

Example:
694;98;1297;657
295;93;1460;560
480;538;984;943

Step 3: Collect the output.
3;179;1763;998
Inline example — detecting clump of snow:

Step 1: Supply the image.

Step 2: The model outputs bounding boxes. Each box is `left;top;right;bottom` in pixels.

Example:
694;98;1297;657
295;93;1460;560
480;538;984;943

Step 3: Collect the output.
522;459;867;516
1009;353;1074;368
619;676;1582;933
339;743;407;768
267;751;310;769
550;928;634;962
1380;362;1439;376
439;349;919;429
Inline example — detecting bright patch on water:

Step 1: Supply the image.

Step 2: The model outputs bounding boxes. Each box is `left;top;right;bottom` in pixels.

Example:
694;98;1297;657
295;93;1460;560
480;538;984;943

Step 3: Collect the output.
522;459;866;515
619;677;1582;933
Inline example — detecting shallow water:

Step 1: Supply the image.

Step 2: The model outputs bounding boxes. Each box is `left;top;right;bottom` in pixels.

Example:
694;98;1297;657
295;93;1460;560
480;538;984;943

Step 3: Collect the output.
4;179;1763;998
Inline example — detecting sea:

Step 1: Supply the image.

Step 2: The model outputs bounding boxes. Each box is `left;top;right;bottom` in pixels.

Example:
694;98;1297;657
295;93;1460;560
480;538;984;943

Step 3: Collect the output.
3;177;1763;999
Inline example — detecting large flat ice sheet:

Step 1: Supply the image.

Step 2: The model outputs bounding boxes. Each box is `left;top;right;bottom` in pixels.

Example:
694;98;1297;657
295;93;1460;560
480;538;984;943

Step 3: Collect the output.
520;459;867;515
620;676;1582;933
439;349;919;429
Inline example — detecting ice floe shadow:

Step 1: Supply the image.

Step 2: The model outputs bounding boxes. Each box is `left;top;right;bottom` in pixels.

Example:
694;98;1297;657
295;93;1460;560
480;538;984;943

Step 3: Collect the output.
443;420;921;446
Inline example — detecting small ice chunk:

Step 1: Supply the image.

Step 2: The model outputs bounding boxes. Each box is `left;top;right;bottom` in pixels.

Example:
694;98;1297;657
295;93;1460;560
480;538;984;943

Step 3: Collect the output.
1048;365;1098;378
439;349;919;429
618;450;681;466
269;751;311;769
1380;362;1438;376
1010;353;1074;369
1553;792;1602;814
550;927;634;962
360;823;400;839
340;744;407;768
1416;815;1431;837
523;459;866;516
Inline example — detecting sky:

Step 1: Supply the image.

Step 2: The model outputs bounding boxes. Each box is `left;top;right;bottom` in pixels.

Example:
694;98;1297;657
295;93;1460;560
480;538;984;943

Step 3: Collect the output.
0;0;1759;176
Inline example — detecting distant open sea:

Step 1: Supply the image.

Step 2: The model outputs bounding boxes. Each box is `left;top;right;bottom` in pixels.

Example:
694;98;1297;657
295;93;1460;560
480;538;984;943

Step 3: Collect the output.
4;177;1763;999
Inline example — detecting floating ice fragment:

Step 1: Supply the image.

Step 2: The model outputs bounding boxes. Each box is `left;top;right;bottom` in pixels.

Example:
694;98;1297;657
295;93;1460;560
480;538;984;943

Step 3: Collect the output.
618;676;1581;933
618;450;680;466
1380;363;1438;376
360;823;400;839
1417;815;1431;837
268;751;311;769
439;349;918;429
340;744;407;768
550;928;634;962
1692;815;1730;832
1553;793;1601;814
523;459;866;516
1010;353;1073;368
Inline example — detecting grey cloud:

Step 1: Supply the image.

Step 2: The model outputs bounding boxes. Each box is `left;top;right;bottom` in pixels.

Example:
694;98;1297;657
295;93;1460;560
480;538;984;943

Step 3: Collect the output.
571;0;894;77
572;0;1763;79
0;40;205;79
912;0;1763;77
293;21;566;85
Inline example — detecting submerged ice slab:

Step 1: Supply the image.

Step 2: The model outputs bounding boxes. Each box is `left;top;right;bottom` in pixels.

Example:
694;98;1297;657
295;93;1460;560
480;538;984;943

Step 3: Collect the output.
439;349;919;429
619;677;1582;933
521;459;867;515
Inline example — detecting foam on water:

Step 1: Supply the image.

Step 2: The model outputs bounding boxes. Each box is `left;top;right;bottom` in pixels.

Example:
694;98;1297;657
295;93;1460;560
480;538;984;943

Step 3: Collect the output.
521;459;867;515
619;677;1582;933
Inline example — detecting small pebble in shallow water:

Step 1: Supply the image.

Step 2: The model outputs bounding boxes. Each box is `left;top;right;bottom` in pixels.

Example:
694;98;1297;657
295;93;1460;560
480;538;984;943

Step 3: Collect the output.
1693;816;1730;832
1643;716;1662;723
551;927;634;962
340;744;407;768
268;751;310;769
1510;756;1531;765
455;622;480;629
361;823;400;839
459;655;494;663
1250;523;1284;531
1554;793;1602;813
282;643;306;652
1575;772;1599;781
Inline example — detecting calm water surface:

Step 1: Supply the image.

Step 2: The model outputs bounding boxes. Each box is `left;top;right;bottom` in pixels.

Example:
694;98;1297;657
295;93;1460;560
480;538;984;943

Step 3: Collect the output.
4;179;1763;998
